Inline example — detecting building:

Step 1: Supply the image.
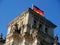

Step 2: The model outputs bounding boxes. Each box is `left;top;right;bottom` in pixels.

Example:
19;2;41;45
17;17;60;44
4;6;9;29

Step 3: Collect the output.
0;33;5;45
3;8;59;45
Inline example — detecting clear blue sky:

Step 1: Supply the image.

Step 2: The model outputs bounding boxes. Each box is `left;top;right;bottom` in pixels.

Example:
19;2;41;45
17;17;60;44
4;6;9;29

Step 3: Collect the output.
0;0;60;43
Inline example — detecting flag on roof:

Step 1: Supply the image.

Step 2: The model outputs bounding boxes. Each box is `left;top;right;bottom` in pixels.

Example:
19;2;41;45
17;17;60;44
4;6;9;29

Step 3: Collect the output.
32;5;44;16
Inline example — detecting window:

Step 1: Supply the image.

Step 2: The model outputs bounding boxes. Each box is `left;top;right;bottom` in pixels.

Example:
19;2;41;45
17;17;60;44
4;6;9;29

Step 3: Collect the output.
12;23;21;33
22;25;24;29
38;24;42;32
45;28;48;33
39;24;42;28
14;23;18;31
17;28;21;33
33;20;37;28
34;20;36;25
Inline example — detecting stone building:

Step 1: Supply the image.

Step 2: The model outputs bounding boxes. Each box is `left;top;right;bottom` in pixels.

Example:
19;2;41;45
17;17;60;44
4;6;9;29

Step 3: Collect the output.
3;8;59;45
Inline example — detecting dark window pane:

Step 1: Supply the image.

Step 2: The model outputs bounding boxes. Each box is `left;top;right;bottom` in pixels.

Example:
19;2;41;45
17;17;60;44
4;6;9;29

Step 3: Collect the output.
39;24;42;28
45;28;48;33
34;20;36;23
33;20;37;28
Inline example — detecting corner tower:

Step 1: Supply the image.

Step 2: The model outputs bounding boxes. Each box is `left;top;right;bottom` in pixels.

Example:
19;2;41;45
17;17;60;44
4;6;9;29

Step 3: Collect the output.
4;8;56;45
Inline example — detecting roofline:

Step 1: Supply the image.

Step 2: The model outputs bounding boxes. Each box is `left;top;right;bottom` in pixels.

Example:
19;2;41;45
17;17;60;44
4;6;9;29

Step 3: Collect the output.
7;8;57;28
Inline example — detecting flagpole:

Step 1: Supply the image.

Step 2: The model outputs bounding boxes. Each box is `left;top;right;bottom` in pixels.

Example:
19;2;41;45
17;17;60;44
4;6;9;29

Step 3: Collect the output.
32;4;33;9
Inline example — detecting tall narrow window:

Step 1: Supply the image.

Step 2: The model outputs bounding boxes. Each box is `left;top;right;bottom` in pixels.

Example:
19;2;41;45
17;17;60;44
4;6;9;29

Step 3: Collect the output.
39;24;42;29
34;20;36;25
14;23;18;31
45;28;48;33
33;20;37;28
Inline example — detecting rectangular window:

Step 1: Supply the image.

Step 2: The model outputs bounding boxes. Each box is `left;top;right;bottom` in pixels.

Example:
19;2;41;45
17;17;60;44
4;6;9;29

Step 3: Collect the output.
33;20;37;28
45;28;48;33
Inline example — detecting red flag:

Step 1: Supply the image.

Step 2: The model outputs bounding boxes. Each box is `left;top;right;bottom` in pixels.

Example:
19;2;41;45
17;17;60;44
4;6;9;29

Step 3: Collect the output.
32;5;44;16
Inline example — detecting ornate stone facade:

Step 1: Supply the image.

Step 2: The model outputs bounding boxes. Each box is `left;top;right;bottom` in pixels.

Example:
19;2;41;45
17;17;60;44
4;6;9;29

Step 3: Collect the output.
3;8;59;45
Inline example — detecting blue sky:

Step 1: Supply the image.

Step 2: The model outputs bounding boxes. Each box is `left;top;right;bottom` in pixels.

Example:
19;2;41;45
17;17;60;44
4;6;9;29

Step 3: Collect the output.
0;0;60;43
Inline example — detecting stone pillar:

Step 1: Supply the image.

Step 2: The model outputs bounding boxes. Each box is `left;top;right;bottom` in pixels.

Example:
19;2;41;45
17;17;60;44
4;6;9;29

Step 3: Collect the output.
21;39;25;45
